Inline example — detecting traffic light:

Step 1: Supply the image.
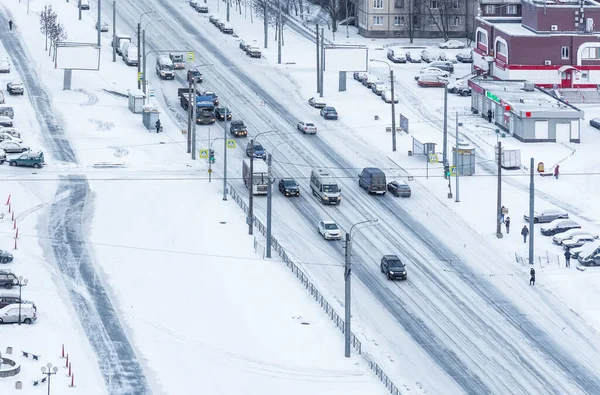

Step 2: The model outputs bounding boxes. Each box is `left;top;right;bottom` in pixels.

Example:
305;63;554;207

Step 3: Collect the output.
209;149;215;164
443;163;450;179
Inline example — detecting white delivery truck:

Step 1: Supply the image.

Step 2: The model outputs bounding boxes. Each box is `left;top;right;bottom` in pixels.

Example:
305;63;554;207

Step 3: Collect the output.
499;149;521;170
242;159;268;195
310;168;341;205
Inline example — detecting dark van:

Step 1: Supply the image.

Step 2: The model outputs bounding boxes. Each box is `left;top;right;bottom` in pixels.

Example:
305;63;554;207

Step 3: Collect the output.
359;167;387;195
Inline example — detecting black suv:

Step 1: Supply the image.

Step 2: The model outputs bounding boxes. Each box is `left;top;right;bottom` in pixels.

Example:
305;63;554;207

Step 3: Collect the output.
187;69;203;83
230;120;248;137
380;255;407;281
215;107;232;121
278;179;300;197
0;293;36;310
0;270;17;289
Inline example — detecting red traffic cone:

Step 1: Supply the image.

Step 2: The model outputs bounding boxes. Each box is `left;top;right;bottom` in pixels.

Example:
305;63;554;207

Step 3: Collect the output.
69;372;76;388
6;193;10;205
67;362;72;377
11;211;14;221
13;238;17;250
61;344;65;358
65;354;69;368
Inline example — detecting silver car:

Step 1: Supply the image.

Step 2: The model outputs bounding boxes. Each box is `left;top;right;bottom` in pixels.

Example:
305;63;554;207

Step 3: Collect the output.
0;304;36;324
523;209;569;223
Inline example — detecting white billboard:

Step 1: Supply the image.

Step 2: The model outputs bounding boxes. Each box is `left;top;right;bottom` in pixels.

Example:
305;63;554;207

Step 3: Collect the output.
324;47;368;72
55;45;101;70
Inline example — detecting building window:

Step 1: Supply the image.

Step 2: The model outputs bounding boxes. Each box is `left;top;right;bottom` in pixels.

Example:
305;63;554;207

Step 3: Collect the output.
452;0;460;9
373;0;384;8
394;0;404;7
506;4;517;14
561;46;569;60
393;16;405;25
582;47;600;59
429;0;439;8
451;16;460;26
496;40;507;56
373;16;384;25
485;5;495;14
412;15;420;28
477;31;487;46
430;16;440;26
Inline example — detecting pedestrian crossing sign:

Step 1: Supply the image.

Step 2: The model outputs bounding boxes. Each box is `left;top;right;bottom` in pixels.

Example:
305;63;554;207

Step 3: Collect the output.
450;166;457;176
199;149;209;158
187;52;195;61
428;153;439;163
137;72;143;82
226;139;236;149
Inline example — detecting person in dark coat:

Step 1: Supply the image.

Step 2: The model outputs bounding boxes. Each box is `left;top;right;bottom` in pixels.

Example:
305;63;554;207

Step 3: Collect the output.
564;250;571;268
155;119;161;134
521;225;529;243
487;109;493;123
554;164;560;179
8;20;13;30
530;268;536;285
505;216;511;234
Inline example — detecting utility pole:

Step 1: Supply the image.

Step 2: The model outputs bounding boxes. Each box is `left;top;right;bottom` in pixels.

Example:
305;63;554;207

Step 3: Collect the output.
320;27;325;98
390;69;396;152
266;153;273;258
142;30;146;95
316;24;320;94
529;157;535;264
191;80;197;160
277;0;282;64
187;80;192;153
496;141;503;238
248;140;255;235
455;112;460;203
443;87;448;165
78;0;82;20
223;104;228;201
345;0;349;38
263;3;268;49
97;0;102;47
207;129;211;180
226;0;230;22
137;23;141;89
112;0;116;62
344;233;352;358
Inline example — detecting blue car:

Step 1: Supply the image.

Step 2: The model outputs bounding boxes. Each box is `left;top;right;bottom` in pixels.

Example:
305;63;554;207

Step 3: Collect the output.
320;106;338;120
245;142;266;159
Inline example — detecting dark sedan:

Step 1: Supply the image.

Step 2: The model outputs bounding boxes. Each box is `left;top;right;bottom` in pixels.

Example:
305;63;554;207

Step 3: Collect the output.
540;220;581;236
380;255;407;281
278;179;300;197
456;53;473;63
320;106;338;120
230;120;247;137
387;180;411;197
590;118;600;130
215;107;232;121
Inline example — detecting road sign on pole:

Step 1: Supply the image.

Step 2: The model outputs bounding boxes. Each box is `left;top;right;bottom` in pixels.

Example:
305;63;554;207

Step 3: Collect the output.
199;149;209;158
226;139;236;149
450;166;457;176
187;52;195;61
137;72;143;82
428;153;439;163
149;90;155;98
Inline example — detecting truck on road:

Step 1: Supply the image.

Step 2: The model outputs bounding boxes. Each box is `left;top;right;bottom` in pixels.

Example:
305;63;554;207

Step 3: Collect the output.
178;88;216;124
243;159;268;195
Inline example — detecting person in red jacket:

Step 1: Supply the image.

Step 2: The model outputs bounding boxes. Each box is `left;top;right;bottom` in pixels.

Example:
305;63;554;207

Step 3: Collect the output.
554;164;560;179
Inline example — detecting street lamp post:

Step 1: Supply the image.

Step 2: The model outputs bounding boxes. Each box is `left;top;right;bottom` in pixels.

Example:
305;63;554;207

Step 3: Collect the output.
12;276;28;325
344;219;378;357
370;59;396;152
41;363;59;395
138;10;157;89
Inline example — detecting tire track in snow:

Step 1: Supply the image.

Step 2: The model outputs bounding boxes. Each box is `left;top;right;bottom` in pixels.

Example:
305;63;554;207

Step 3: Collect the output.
0;8;149;395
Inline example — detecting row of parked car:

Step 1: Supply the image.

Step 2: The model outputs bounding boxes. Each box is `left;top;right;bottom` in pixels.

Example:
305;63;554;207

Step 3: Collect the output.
352;72;399;103
189;0;209;13
0;267;37;324
387;46;473;65
208;14;234;35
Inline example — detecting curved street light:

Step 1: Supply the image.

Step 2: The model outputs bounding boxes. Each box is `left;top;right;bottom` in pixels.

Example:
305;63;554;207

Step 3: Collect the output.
370;59;397;152
41;363;59;395
137;11;158;89
344;218;378;357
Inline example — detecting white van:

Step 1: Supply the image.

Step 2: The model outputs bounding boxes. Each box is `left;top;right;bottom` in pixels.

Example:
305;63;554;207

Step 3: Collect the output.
310;168;341;205
156;56;175;79
123;45;138;66
113;35;131;55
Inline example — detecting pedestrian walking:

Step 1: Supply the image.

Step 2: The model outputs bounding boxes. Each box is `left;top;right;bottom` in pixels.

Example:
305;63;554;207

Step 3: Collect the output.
564;249;571;268
521;225;529;243
529;268;536;286
487;109;493;123
8;20;13;30
505;216;511;234
501;206;506;223
155;119;161;134
554;164;560;179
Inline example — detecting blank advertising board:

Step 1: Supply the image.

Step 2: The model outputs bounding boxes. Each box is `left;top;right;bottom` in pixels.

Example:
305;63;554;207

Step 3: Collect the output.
324;47;368;72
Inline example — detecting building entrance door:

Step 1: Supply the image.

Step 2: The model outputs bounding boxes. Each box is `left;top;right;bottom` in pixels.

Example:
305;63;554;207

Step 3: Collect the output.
561;70;573;88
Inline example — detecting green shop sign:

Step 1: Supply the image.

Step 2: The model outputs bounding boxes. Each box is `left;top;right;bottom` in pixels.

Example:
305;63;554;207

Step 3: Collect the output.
486;91;500;104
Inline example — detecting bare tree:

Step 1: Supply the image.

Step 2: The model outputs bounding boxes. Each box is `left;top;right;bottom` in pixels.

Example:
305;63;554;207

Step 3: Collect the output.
317;0;344;33
39;5;57;51
423;0;460;41
49;22;67;58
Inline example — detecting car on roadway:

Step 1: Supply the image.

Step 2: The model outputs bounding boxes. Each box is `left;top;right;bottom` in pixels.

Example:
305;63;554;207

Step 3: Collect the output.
387;49;406;63
381;90;399;103
201;90;219;106
380;255;407;281
563;235;597;250
0;304;37;325
456;52;473;63
590;118;600;130
439;39;466;49
6;82;24;95
187;69;203;83
387;180;411;197
0;270;18;289
405;51;422;63
215;107;232;121
320;106;338;120
245;141;266;159
278;179;300;197
553;229;598;245
417;74;448;88
318;220;342;240
96;21;109;32
523;208;569;223
9;151;44;168
229;120;247;137
371;81;388;95
0;250;14;264
540;219;581;236
415;67;450;80
0;116;13;127
0;58;10;73
0;141;28;153
297;121;317;134
308;97;326;109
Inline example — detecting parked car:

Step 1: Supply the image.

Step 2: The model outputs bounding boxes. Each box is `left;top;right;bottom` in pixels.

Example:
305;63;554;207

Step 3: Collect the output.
524;209;569;223
320;106;338;120
80;0;90;10
0;116;13;127
239;40;250;52
6;82;24;95
447;79;468;94
540;219;581;236
429;61;454;73
209;15;219;24
456;52;473;63
580;253;600;266
215;20;225;30
362;73;380;88
245;141;266;159
0;133;21;143
0;270;18;289
96;21;109;32
590;117;600;130
381;90;399;103
0;58;9;73
297;121;317;134
220;22;234;34
279;179;300;197
187;69;203;83
215;107;232;121
0;141;28;153
9;151;44;168
457;86;471;96
0;304;36;324
439;39;466;49
247;46;262;58
387;180;411;197
229;120;248;137
0;127;21;139
354;72;368;82
0;294;36;311
387;49;406;63
318;220;342;240
437;52;448;61
0;90;5;104
380;255;407;281
553;229;598;245
563;235;597;250
574;240;600;262
417;74;448;88
415;67;450;81
0;149;6;164
420;50;434;63
406;51;422;63
371;81;388;95
308;97;326;108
